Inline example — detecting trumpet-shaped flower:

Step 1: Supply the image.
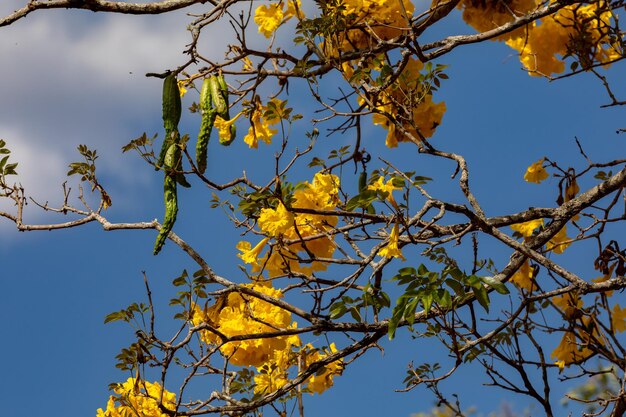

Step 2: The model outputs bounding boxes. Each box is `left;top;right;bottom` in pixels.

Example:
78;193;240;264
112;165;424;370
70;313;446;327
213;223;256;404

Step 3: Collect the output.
378;223;405;260
368;176;401;208
237;238;270;265
214;112;242;144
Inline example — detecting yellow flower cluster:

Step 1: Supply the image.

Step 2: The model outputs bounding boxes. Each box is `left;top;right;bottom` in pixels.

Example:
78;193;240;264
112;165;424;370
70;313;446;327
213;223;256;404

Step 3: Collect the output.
453;0;622;76
243;98;282;149
96;378;176;417
238;172;340;277
507;3;622;76
323;0;414;55
254;0;303;38
253;343;344;395
191;279;344;395
550;294;597;368
454;0;538;41
191;280;300;367
367;58;446;147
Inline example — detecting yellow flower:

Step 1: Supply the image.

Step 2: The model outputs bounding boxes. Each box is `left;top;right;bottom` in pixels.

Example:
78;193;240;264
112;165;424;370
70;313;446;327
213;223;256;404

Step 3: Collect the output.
254;3;284;38
176;79;188;97
214;113;241;144
368;176;401;209
510;218;543;238
192;281;301;367
258;202;294;236
299;343;344;394
524;158;549;183
366;58;446;147
285;0;304;20
611;304;626;333
509;259;536;291
546;225;571;254
254;364;290;395
243;112;278;149
237;238;269;265
552;292;583;320
96;378;176;417
551;330;594;366
378;223;405;260
555;360;565;372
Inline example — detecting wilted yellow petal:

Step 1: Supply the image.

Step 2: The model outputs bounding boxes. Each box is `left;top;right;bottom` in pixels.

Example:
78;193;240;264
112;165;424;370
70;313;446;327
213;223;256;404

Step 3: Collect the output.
611;304;626;333
524;158;549;184
546;225;571;254
510;219;543;238
510;260;536;291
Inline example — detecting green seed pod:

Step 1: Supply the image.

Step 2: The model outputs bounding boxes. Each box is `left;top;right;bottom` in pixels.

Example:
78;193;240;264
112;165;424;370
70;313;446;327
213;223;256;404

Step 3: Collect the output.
196;78;216;174
217;74;231;120
209;75;227;116
157;74;182;170
210;73;235;146
199;77;212;112
163;138;180;171
154;174;178;255
163;73;182;130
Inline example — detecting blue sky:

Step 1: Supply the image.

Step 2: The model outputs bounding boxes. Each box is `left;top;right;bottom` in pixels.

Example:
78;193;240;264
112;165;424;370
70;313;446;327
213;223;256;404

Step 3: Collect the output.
0;2;625;417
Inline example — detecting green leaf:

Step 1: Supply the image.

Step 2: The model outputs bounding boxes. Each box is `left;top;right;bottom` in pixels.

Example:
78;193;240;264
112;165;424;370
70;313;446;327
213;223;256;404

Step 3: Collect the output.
444;278;464;296
104;311;125;324
172;270;189;286
480;276;509;294
329;302;347;319
472;285;490;312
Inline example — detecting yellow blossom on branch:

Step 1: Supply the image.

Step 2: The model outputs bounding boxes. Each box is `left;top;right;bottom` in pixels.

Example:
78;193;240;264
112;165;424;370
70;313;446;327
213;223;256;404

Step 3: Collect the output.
509;260;536;291
243;99;280;149
214;112;242;144
237;238;270;266
510;218;543;238
258;202;294;236
96;378;176;417
524;158;549;183
236;172;340;277
378;223;405;261
254;3;284;38
176;79;188;97
551;329;595;367
191;280;301;367
366;58;446;148
254;1;303;38
302;343;344;394
546;225;571;254
368;176;401;209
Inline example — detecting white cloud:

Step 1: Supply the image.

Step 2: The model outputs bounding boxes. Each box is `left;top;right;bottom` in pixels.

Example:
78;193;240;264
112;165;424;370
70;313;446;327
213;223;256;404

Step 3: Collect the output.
0;129;67;233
